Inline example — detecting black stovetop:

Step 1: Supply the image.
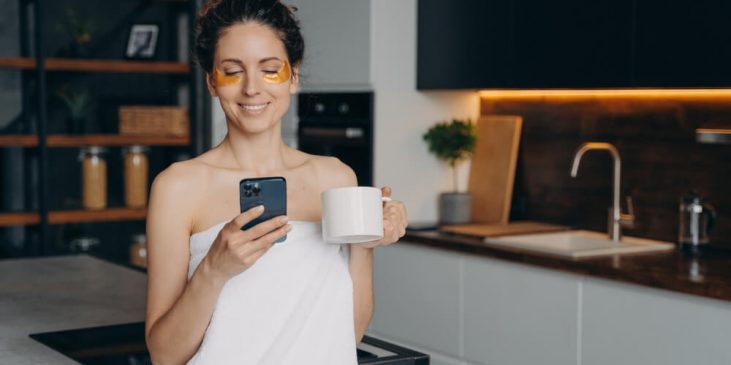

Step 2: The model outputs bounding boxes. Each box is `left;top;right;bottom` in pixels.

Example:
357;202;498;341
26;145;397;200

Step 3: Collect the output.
30;322;428;365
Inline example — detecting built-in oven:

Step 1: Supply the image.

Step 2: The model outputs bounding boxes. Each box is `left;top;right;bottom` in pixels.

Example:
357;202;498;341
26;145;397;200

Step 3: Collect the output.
297;92;374;186
30;322;429;364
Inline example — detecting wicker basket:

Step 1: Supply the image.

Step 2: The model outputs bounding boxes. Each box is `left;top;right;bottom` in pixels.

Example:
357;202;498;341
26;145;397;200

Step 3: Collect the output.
118;106;189;137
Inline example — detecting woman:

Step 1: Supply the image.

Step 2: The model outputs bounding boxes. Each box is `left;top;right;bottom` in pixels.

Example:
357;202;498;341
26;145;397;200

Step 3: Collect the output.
144;0;408;364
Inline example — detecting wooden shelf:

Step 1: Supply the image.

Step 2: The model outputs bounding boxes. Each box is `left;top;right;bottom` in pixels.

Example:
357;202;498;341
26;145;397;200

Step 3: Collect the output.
0;57;190;74
49;208;147;224
1;208;147;226
0;57;34;69
0;135;38;147
0;212;40;226
48;134;190;147
0;134;189;147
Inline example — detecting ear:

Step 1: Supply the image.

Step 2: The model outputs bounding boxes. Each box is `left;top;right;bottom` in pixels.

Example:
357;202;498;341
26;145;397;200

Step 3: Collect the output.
289;64;300;95
206;72;218;97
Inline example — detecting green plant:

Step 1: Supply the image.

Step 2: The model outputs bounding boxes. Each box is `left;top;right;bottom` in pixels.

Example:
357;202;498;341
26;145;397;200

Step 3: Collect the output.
422;118;477;192
56;88;90;133
59;9;94;44
57;89;90;120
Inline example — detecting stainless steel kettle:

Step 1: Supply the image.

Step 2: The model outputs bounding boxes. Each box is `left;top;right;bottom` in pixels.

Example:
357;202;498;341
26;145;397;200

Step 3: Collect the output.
678;192;716;246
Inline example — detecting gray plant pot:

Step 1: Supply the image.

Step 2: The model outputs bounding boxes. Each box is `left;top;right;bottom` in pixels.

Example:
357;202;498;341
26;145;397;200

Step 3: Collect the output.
439;192;471;225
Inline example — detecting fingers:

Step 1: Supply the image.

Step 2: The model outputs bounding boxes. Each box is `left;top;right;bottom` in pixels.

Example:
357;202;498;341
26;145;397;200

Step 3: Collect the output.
243;215;289;240
381;186;392;198
249;223;293;252
230;205;265;230
234;221;292;268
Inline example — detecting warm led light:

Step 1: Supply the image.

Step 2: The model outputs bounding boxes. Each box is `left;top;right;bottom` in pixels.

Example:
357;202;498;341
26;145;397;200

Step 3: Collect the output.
478;89;731;99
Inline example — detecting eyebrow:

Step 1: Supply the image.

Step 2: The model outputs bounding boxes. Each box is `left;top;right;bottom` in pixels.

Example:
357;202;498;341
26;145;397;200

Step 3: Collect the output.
219;57;283;65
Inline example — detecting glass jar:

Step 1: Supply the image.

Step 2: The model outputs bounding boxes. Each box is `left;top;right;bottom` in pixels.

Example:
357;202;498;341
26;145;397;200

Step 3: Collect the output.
79;146;107;210
124;145;149;208
69;236;100;253
129;233;147;268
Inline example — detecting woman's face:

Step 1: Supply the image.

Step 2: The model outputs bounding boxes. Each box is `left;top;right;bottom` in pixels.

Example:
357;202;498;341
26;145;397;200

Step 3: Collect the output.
207;22;298;135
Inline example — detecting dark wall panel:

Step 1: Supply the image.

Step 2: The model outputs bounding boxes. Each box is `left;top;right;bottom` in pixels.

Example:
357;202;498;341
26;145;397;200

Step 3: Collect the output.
482;95;731;245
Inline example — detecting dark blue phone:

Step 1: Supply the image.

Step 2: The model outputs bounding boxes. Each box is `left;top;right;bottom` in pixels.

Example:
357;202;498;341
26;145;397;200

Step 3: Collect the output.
239;176;287;243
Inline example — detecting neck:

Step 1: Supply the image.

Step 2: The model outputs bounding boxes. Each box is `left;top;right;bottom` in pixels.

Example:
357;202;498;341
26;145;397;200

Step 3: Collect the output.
222;123;289;175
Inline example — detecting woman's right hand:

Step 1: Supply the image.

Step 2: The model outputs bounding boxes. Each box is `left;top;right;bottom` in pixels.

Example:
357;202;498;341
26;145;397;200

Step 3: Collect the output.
202;205;291;281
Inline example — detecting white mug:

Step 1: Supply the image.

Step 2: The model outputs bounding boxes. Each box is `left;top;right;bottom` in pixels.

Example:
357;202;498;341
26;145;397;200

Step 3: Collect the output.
321;186;391;244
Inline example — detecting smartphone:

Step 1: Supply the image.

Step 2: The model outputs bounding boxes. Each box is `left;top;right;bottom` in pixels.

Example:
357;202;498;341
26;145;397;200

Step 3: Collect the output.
239;176;287;243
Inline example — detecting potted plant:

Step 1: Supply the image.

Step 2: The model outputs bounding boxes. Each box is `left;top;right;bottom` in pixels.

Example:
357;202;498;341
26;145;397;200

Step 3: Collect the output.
423;118;477;224
58;9;94;58
56;88;90;134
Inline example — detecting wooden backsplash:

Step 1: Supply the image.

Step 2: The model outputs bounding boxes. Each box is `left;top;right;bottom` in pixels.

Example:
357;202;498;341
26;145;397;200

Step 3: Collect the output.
481;93;731;245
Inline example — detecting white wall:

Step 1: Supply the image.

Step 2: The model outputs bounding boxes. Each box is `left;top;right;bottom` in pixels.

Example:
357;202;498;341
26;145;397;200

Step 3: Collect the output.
371;0;480;223
288;0;371;91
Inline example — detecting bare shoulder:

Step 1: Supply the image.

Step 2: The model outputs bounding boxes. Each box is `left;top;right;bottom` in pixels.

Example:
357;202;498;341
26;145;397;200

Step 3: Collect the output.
150;159;209;196
308;155;358;189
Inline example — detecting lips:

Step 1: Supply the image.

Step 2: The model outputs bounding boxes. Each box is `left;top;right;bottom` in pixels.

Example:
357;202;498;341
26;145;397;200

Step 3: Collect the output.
238;102;271;114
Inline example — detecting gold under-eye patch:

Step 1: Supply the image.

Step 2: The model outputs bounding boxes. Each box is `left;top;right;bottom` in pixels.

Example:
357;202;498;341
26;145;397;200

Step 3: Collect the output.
213;60;292;87
262;60;291;84
213;67;241;87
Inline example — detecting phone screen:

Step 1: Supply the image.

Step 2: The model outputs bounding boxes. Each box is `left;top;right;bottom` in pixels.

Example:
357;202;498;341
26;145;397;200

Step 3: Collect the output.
239;176;287;243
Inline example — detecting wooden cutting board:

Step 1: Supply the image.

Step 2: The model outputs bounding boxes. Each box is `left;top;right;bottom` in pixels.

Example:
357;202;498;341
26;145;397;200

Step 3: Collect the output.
440;221;569;238
469;115;523;224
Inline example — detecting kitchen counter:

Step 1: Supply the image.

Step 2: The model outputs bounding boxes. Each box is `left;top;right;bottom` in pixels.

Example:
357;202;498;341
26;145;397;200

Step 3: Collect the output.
405;229;731;303
0;255;146;364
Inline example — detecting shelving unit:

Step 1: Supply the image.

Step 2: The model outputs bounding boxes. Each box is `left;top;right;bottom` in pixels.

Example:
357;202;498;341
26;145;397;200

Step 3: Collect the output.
0;208;146;227
0;57;190;74
0;134;190;147
0;0;210;257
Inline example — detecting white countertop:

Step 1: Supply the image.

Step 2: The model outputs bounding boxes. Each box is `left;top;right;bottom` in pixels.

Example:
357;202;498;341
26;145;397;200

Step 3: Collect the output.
0;255;147;364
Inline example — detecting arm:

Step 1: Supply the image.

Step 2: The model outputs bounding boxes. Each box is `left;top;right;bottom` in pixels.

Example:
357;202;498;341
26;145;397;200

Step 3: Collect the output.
145;166;290;365
144;167;225;365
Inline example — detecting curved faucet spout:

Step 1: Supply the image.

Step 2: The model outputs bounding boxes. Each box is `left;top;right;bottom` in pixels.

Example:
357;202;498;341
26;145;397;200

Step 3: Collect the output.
570;142;620;177
570;142;627;242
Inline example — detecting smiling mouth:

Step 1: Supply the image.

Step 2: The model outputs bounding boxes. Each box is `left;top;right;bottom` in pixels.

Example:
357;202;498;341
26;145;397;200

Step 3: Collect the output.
238;102;271;113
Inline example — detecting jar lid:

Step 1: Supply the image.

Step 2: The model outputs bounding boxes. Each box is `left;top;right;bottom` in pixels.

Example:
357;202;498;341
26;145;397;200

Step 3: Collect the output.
131;233;147;244
78;146;107;160
69;236;100;252
681;190;705;205
127;145;148;154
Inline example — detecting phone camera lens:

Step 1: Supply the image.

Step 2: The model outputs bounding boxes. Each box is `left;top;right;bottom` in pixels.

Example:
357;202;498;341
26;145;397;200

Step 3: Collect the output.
244;190;253;197
252;185;261;195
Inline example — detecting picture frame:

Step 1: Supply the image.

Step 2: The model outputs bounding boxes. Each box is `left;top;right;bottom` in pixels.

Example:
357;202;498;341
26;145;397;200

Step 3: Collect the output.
125;24;159;59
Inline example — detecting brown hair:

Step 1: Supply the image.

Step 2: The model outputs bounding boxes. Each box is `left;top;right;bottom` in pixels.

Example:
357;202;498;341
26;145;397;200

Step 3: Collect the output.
194;0;304;73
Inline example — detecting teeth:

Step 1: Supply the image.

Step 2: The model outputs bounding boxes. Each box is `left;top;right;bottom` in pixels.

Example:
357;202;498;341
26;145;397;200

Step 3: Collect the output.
240;103;267;111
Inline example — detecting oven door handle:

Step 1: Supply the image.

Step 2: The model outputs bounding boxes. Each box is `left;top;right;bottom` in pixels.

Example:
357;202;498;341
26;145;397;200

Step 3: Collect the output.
300;127;365;139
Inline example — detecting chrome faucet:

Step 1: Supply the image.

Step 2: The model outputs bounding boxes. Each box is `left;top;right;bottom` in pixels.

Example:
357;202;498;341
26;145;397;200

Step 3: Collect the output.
570;142;635;242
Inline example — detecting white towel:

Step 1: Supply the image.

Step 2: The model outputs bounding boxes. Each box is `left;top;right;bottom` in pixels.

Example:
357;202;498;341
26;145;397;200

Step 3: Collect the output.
186;220;357;365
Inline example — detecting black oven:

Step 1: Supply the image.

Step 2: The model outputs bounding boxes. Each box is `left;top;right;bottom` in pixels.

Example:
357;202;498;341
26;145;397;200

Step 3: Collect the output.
30;322;429;364
297;92;374;186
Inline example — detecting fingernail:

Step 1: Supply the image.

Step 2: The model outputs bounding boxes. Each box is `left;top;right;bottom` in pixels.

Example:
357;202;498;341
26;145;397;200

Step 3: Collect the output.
255;205;265;212
280;216;289;223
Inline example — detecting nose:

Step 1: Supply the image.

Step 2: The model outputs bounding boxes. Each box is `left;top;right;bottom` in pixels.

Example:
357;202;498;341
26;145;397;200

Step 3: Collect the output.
241;74;261;96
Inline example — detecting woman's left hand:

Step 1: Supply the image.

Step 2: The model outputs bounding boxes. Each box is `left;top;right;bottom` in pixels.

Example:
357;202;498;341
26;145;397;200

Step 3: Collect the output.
357;186;408;249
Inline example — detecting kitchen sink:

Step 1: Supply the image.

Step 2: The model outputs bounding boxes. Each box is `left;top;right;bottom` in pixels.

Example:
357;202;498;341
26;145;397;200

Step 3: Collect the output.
484;230;675;258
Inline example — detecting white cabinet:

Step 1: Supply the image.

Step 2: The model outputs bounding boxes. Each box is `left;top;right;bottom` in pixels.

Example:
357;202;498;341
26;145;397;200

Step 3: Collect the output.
370;242;581;365
288;0;371;90
462;256;580;365
371;242;731;365
371;243;462;358
581;278;731;365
